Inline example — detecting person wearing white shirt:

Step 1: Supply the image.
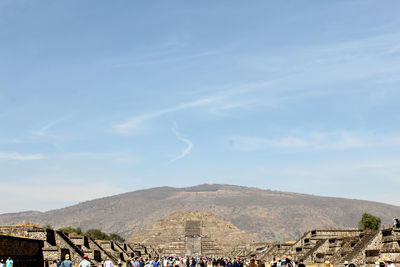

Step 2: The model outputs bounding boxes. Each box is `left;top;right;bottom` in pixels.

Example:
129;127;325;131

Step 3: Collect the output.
79;254;91;267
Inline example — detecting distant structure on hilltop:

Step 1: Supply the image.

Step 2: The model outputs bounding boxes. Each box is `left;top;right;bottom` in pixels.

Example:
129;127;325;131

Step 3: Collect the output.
129;210;257;257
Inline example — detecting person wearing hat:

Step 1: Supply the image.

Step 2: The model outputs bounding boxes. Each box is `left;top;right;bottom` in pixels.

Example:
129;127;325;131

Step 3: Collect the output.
343;261;349;267
61;254;73;267
79;254;91;267
385;258;395;267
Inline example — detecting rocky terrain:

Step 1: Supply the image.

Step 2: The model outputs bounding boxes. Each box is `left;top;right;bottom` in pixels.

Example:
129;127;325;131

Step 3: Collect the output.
0;184;399;241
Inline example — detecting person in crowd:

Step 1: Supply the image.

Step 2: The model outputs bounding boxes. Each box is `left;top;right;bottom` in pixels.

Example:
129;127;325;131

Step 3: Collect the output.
270;258;277;267
103;257;114;267
248;259;257;267
219;258;224;267
145;258;152;267
190;258;196;267
134;257;140;267
152;257;161;267
127;258;132;267
78;254;91;267
140;258;145;267
5;257;13;267
385;258;395;267
240;259;244;267
206;258;212;267
0;259;4;267
297;259;305;267
166;257;175;267
199;258;206;267
61;255;73;267
176;257;182;267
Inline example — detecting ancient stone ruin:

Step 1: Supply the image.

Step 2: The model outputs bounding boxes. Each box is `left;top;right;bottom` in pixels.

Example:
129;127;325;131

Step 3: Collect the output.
245;228;400;266
129;210;256;257
0;234;44;267
2;211;400;266
0;225;157;266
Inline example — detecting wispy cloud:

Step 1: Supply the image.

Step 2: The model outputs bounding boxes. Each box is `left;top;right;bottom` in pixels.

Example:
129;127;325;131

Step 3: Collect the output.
0;152;45;161
170;128;193;163
229;131;400;151
115;96;221;132
114;81;272;134
32;118;65;138
113;50;217;68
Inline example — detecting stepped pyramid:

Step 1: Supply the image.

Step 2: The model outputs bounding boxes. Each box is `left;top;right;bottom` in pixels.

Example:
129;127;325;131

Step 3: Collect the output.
128;210;257;256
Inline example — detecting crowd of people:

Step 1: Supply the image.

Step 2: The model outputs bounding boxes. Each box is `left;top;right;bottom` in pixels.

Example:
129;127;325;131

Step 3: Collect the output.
0;257;13;267
123;256;269;267
0;253;398;266
96;255;396;267
40;254;400;267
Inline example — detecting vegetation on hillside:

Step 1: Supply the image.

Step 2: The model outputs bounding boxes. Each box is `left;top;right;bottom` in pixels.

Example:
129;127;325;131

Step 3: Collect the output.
358;212;381;231
57;226;125;242
58;226;84;235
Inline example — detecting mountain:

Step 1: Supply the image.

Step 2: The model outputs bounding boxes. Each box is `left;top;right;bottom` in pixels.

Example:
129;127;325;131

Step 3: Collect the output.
0;184;399;241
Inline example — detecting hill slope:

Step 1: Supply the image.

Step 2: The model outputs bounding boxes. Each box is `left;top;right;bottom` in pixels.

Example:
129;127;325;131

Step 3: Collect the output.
0;184;399;241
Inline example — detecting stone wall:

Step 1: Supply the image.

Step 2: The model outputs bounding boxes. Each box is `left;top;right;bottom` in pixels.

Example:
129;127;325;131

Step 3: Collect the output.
0;234;44;267
260;228;400;266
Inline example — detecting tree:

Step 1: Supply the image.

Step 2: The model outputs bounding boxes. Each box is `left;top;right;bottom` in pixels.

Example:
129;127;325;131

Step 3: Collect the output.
43;224;53;230
85;229;109;240
58;226;83;235
358;212;381;231
109;233;125;242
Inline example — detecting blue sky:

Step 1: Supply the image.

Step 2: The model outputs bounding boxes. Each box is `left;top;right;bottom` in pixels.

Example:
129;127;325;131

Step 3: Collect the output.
1;1;400;213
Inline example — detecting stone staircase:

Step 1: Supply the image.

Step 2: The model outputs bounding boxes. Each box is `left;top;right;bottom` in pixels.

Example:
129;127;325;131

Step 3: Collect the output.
342;232;378;263
329;237;358;264
201;237;223;256
161;240;186;256
303;239;326;263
